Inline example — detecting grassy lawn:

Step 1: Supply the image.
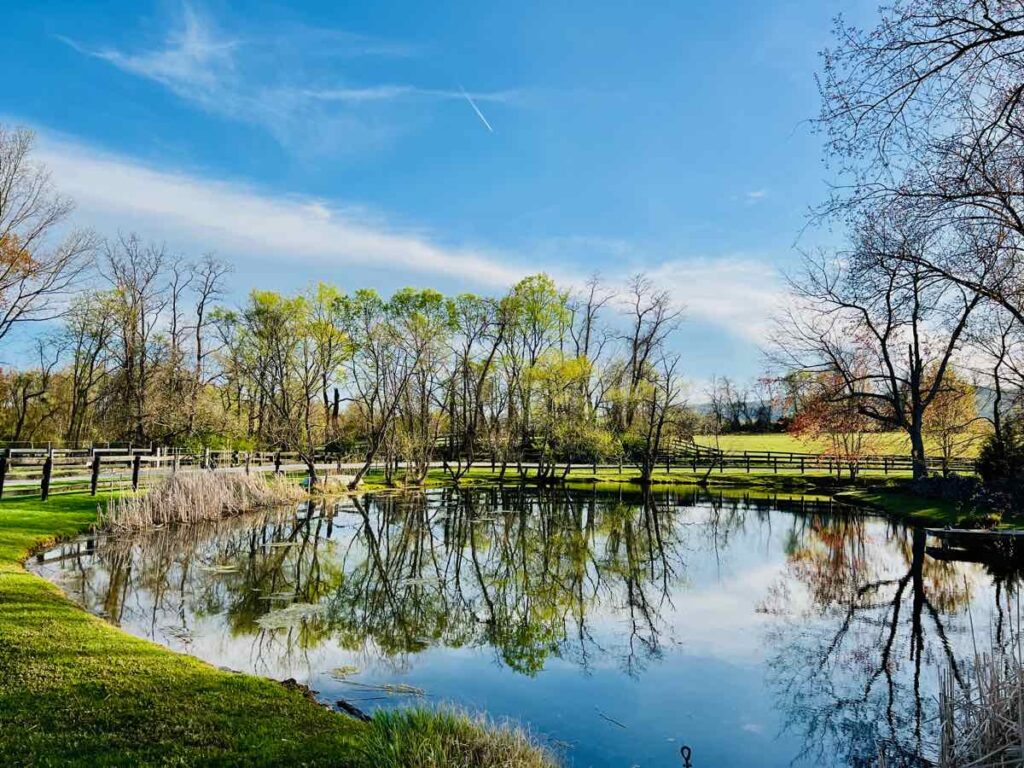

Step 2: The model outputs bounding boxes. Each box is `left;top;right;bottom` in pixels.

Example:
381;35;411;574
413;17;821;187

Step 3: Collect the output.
694;431;986;458
0;493;555;767
833;487;963;526
369;464;997;528
393;464;911;491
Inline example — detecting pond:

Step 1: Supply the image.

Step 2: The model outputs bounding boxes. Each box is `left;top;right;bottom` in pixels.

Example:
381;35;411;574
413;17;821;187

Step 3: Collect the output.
31;486;1019;767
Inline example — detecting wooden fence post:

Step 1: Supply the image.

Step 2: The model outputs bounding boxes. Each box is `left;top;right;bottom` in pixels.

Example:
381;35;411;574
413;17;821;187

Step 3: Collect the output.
41;448;53;501
132;454;142;491
274;451;282;475
90;453;102;496
0;448;8;500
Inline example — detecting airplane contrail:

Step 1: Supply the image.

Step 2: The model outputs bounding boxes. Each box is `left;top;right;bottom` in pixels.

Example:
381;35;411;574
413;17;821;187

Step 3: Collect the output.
460;85;494;133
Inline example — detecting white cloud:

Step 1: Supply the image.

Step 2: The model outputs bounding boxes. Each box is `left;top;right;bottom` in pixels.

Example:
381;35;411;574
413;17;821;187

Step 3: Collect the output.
33;131;785;344
59;5;516;152
303;85;518;105
645;257;784;344
36;135;524;287
745;189;768;202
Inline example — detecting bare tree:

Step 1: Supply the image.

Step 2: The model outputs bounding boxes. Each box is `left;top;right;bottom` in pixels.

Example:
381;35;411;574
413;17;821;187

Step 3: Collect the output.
819;3;1024;329
61;291;115;444
636;353;684;484
188;254;231;436
618;274;683;431
775;212;981;477
969;307;1024;442
103;235;169;443
0;126;96;349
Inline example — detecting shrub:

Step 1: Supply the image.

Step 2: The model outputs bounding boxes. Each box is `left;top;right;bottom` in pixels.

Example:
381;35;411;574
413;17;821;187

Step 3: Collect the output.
975;426;1024;516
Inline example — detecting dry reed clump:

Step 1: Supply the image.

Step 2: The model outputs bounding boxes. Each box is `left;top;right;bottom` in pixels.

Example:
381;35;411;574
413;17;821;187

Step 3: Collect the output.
939;646;1024;767
101;472;305;531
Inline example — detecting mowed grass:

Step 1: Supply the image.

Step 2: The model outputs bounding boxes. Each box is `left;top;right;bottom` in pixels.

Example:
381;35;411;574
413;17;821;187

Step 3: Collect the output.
371;464;995;527
0;493;557;767
694;431;987;458
833;487;963;526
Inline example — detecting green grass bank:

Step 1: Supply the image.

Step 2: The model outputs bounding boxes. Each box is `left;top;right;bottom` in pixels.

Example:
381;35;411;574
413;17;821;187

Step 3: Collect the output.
0;493;556;767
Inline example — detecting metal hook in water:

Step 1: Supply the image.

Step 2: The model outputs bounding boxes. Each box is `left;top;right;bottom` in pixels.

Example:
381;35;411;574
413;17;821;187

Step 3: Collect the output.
681;745;693;767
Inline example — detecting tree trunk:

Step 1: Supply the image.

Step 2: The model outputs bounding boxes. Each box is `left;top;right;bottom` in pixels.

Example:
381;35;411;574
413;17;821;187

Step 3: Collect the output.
909;416;928;480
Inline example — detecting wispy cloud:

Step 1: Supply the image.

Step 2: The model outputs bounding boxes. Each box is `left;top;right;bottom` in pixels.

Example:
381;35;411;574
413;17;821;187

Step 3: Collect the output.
59;4;516;152
34;131;784;344
526;237;786;344
645;256;784;343
745;188;768;202
303;85;518;105
36;134;525;286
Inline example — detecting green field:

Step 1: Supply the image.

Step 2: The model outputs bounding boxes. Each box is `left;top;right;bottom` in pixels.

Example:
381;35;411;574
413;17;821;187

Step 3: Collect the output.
693;431;985;458
0;493;555;767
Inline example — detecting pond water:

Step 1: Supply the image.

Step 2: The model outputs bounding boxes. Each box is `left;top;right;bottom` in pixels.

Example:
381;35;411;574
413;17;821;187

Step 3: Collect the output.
31;486;1020;767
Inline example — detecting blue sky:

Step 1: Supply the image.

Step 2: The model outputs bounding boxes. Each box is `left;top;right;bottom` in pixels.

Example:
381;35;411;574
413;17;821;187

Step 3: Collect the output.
1;0;875;388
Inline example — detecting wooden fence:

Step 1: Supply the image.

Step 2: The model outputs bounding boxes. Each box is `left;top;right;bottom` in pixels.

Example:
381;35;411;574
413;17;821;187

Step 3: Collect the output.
0;446;358;500
0;437;977;501
659;441;976;476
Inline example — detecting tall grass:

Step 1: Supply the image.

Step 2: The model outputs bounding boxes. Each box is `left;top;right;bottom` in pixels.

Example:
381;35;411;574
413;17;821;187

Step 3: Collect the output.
352;708;559;768
939;637;1024;766
101;472;305;531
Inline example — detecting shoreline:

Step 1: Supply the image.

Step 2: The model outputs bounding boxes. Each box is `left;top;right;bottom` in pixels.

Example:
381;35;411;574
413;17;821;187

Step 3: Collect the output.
0;472;1005;765
0;491;556;767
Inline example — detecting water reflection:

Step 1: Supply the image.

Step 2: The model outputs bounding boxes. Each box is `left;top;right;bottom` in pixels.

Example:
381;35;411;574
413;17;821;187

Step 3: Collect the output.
33;487;1019;767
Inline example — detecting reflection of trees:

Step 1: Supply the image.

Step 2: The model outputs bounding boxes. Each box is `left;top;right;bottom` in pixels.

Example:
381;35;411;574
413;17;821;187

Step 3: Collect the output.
55;487;727;678
58;504;345;670
331;486;689;676
47;489;1024;765
764;518;990;767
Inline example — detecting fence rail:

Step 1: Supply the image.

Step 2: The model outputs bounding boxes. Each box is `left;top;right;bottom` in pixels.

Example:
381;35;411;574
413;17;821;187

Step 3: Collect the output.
0;437;978;501
657;439;976;476
0;446;359;501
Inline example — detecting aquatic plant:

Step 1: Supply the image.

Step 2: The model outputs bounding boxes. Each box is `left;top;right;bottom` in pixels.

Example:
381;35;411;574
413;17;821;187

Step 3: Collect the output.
101;472;305;531
939;641;1024;766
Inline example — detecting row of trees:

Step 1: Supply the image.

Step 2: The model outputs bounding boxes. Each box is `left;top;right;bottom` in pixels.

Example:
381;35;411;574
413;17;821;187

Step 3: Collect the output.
0;126;691;485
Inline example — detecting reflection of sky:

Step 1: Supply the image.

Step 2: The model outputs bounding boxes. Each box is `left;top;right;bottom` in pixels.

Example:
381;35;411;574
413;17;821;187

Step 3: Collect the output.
32;493;1009;768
